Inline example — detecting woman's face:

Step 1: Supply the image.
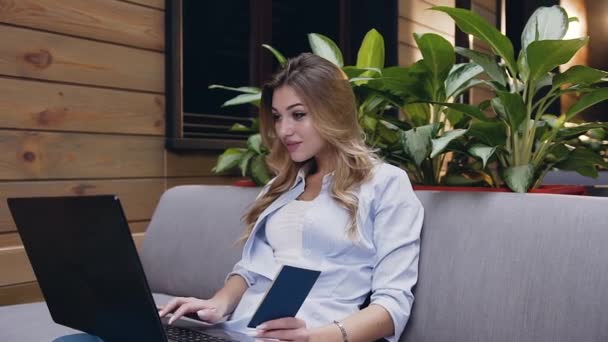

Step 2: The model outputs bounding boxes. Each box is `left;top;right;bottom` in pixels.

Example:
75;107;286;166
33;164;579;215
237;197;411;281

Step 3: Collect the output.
272;86;329;164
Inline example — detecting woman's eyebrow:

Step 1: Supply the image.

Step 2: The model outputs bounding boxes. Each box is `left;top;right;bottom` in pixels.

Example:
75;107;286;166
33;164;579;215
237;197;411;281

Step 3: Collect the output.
271;103;305;111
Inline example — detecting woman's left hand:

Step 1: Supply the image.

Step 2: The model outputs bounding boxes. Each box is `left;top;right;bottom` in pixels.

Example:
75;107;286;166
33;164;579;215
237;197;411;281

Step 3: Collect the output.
255;317;311;341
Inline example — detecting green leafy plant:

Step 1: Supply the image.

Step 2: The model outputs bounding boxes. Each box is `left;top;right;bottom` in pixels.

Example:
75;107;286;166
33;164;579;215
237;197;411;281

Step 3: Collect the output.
432;5;608;192
211;29;486;186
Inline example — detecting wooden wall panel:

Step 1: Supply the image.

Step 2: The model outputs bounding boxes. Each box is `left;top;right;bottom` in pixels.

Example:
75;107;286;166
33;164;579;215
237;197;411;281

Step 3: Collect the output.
0;77;164;135
0;24;164;92
399;0;455;37
0;281;42;306
166;176;248;189
165;151;221;177
0;0;164;51
398;43;423;67
399;18;455;48
0;179;162;232
121;0;165;10
0;130;164;180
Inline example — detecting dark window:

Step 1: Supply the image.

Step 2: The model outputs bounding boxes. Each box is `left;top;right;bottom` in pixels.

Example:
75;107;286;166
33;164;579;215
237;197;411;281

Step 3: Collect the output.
166;0;397;151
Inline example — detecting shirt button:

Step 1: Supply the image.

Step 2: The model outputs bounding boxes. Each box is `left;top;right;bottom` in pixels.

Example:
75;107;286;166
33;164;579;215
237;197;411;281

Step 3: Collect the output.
304;249;312;256
312;312;322;320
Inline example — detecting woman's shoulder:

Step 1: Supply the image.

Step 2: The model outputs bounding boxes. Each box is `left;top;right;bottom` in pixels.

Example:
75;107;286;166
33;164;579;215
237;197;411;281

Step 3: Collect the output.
368;161;411;185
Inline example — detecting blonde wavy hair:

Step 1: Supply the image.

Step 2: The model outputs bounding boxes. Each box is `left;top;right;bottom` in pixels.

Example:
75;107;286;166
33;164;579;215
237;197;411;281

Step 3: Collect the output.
241;53;377;241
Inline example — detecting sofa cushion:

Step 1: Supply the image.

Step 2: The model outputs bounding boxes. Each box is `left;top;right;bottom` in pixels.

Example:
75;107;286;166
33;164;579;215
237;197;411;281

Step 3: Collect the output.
140;185;260;299
402;191;608;342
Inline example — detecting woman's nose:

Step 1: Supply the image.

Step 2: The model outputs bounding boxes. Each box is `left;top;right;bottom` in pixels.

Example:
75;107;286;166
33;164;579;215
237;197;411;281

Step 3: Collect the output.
277;120;294;137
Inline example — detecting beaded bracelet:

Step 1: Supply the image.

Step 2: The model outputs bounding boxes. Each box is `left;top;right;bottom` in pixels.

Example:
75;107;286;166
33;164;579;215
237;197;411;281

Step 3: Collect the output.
332;320;349;342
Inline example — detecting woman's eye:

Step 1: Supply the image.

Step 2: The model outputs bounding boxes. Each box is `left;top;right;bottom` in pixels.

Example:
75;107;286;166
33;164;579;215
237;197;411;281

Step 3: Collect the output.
272;113;281;121
293;112;306;120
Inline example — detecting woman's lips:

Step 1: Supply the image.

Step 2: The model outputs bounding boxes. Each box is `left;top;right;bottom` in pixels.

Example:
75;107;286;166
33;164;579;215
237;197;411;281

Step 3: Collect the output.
285;142;301;152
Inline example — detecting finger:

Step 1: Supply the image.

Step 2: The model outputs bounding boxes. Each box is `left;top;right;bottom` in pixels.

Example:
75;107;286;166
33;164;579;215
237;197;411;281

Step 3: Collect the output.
168;302;199;325
158;297;186;317
257;317;306;330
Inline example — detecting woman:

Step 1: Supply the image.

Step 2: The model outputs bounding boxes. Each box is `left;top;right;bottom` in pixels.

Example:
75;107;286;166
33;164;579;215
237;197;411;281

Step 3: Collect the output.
159;53;423;342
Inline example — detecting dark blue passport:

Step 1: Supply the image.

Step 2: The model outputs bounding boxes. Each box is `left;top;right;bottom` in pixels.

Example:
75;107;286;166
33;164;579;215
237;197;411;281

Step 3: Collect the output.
247;265;321;328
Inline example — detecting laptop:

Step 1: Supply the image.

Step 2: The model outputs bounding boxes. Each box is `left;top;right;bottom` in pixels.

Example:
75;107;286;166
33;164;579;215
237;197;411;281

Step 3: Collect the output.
7;195;255;342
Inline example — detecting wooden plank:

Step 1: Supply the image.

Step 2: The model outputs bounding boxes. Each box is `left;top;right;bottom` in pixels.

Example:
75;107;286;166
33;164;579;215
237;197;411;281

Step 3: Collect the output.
0;24;164;92
399;17;454;48
166;176;251;189
399;0;455;37
121;0;165;10
0;245;34;286
0;232;21;248
421;0;454;6
0;221;149;247
0;0;164;51
0;179;161;233
165;150;223;177
0;130;164;180
398;43;423;67
473;0;497;13
0;281;42;306
0;232;146;286
0;77;164;135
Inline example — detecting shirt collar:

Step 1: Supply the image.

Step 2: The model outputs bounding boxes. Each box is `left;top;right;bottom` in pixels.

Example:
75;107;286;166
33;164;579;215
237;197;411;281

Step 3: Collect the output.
292;161;334;190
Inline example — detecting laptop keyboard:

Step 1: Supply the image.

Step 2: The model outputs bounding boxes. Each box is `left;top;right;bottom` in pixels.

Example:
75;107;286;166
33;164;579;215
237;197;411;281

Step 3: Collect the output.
164;325;238;342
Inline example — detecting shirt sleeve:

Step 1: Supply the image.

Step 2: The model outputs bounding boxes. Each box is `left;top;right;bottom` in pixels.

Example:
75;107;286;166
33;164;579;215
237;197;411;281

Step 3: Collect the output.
225;259;257;287
369;169;424;342
224;180;275;287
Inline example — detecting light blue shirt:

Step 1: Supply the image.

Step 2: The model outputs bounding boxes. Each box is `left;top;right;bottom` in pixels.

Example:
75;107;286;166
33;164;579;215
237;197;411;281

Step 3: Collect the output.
222;162;424;342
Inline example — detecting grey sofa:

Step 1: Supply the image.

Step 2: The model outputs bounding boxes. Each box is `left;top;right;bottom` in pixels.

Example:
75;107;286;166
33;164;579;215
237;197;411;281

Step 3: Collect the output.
1;185;607;341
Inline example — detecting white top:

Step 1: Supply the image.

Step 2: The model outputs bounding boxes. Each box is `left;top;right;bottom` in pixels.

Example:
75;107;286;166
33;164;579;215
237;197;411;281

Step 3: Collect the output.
265;199;313;266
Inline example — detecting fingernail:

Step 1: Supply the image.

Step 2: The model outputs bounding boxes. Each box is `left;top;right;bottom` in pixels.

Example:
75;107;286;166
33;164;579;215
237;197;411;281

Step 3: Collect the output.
256;324;266;330
168;317;174;325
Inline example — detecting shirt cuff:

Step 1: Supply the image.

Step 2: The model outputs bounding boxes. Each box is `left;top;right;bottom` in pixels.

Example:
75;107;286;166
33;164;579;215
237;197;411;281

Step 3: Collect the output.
370;290;413;342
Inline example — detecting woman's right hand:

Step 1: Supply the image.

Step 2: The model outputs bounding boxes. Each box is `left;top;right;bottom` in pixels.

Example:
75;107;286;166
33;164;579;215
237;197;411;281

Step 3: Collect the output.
158;297;227;325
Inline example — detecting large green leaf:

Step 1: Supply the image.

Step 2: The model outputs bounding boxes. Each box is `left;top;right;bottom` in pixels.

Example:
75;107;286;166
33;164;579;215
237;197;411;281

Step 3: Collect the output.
250;155;272;185
230;123;256;132
262;44;287;65
502;164;535;193
212;147;245;173
308;33;344;67
521;5;569;51
553;65;608;89
403;103;430;127
222;93;261;107
356;29;385;69
468;121;508;147
414;33;454;95
469;144;497;168
376;120;400;145
455;47;507;86
238;150;255;177
208;85;261;94
445;63;484;98
526;38;589;82
565;88;608;120
430;129;467;158
400;124;439;166
432;6;517;74
554;148;608;178
496;91;526;133
437;102;491;122
247;133;264;155
556;122;608;141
